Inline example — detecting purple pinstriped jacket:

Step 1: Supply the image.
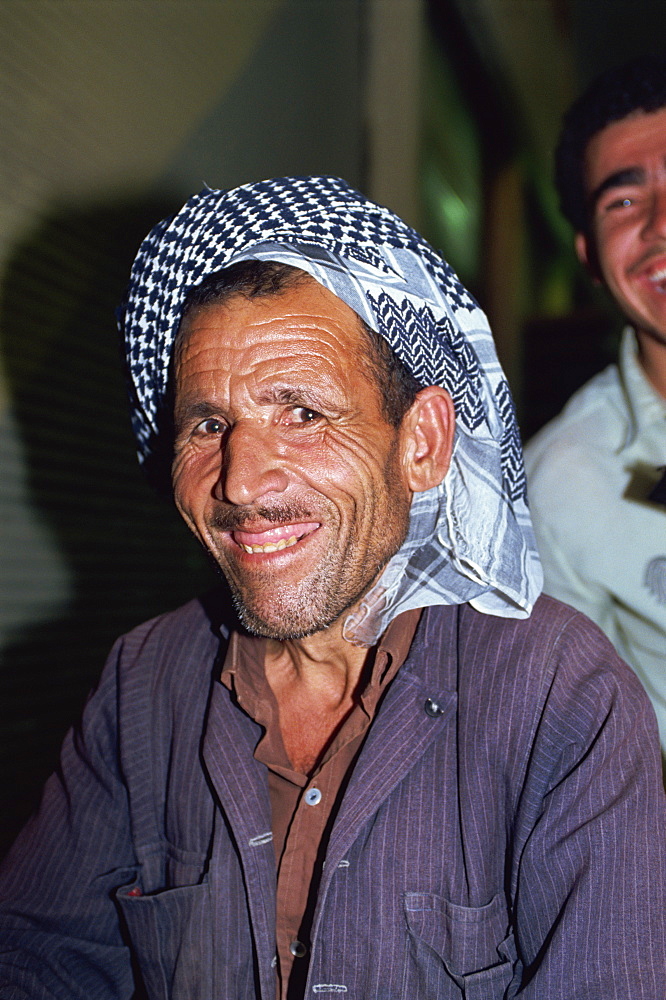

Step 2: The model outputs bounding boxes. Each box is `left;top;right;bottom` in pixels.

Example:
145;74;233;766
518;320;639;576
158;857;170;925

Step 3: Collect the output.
0;592;664;998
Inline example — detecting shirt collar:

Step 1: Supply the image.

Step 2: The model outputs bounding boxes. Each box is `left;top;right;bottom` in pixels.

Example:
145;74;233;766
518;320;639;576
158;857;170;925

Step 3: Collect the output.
619;326;666;448
220;608;421;723
219;610;422;775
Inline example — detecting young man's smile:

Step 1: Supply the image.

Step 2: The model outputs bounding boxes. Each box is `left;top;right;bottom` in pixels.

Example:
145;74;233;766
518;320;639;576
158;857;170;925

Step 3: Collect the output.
579;106;666;349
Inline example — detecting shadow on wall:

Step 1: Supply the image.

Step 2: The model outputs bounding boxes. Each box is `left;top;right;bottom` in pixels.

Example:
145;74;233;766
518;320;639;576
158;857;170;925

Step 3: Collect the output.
521;307;618;441
0;196;216;855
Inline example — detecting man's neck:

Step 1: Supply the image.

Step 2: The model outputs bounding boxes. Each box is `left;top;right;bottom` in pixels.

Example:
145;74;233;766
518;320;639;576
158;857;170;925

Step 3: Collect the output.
636;328;666;400
263;623;373;775
264;620;370;708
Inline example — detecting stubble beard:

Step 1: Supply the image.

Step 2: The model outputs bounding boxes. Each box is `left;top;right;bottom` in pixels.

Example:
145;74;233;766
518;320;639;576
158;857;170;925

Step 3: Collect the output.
208;488;411;641
226;547;373;640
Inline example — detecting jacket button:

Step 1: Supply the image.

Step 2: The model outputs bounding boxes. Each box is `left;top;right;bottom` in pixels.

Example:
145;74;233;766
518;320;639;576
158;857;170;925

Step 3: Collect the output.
424;697;445;717
305;787;322;806
290;940;308;958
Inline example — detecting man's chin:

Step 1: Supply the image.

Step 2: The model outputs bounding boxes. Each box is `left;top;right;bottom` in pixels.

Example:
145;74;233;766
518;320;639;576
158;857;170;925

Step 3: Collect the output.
230;592;341;641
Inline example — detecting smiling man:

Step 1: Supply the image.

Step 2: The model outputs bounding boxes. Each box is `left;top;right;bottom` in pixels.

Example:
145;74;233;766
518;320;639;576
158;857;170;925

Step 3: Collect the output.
171;272;427;643
0;177;664;999
525;57;666;752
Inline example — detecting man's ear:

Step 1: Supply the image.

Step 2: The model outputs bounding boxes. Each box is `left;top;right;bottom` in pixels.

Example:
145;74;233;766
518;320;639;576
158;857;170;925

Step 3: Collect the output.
400;386;455;493
575;231;602;284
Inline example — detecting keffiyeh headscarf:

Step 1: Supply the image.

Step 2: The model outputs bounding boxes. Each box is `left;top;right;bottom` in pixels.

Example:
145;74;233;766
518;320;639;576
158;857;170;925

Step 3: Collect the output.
119;176;542;644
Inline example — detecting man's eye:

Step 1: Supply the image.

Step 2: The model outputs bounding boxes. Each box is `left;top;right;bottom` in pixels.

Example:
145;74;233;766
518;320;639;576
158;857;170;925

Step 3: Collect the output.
606;196;633;211
195;417;225;436
292;406;322;424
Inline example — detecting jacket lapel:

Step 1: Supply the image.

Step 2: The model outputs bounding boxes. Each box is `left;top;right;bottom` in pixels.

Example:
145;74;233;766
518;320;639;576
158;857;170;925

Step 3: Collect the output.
321;605;459;878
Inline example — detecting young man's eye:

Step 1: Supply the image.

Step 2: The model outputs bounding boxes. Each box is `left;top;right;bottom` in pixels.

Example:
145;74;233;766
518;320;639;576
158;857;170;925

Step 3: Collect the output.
610;196;633;209
594;194;638;225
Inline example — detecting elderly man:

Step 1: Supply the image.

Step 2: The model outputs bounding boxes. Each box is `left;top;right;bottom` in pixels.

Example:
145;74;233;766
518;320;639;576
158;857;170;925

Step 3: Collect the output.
0;177;664;999
525;57;666;750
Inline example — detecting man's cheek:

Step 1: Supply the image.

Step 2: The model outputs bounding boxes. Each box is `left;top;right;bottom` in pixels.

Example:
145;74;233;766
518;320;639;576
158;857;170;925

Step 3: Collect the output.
314;429;391;479
173;449;217;498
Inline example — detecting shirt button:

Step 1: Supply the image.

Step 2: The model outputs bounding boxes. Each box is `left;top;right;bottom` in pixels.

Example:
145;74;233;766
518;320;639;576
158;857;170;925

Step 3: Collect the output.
304;787;322;806
290;939;308;958
424;697;445;717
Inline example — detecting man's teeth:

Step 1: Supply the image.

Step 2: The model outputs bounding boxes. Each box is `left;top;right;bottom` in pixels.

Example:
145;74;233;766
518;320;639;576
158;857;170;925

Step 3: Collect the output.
649;266;666;283
239;535;299;554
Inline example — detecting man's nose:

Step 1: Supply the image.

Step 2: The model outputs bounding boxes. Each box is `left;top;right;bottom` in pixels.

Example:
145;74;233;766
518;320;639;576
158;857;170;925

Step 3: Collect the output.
642;184;666;239
214;422;289;505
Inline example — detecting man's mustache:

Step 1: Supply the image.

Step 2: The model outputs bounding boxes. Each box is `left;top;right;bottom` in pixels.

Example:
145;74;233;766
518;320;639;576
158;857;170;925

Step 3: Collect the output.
210;504;315;531
628;241;666;274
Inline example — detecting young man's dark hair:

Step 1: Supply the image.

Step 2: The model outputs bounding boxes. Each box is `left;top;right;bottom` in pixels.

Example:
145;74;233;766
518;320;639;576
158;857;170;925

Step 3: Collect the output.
555;54;666;234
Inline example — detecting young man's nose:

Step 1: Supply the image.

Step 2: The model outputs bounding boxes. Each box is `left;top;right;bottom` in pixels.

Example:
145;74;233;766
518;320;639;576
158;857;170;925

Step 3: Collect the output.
641;184;666;240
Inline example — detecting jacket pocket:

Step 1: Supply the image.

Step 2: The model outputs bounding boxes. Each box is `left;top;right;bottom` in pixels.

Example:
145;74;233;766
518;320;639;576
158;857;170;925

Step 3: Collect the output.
115;880;213;1000
403;891;518;1000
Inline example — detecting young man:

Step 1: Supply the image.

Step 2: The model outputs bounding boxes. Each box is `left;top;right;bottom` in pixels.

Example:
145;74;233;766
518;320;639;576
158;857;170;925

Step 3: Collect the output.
525;57;666;750
1;177;664;998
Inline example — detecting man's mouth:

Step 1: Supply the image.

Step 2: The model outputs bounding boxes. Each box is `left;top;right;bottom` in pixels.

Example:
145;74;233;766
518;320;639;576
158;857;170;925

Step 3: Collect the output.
647;264;666;292
630;248;666;292
231;522;320;554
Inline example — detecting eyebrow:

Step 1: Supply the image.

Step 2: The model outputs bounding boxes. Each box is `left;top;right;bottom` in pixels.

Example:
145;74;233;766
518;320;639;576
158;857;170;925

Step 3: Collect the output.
173;399;219;431
174;387;350;429
255;385;346;413
256;387;307;405
589;166;645;210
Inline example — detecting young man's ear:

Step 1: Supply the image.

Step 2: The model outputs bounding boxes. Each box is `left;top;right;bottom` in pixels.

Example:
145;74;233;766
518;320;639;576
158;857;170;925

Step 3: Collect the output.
400;386;455;493
575;231;602;284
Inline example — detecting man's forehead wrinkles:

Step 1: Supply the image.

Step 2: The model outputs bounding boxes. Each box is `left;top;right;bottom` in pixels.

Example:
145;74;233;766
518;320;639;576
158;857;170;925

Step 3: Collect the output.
174;335;239;374
182;315;359;361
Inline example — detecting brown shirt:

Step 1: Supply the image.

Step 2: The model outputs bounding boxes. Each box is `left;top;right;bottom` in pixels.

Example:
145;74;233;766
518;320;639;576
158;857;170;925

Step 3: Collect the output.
220;609;420;999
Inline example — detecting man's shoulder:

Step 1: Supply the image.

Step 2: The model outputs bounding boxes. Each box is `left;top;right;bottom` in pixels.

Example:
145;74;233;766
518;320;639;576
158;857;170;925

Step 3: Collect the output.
420;595;618;677
450;595;649;725
414;598;653;777
457;594;610;659
452;595;639;696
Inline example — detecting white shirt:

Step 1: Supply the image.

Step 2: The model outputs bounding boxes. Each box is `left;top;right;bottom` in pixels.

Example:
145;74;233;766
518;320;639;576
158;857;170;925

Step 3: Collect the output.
524;328;666;748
